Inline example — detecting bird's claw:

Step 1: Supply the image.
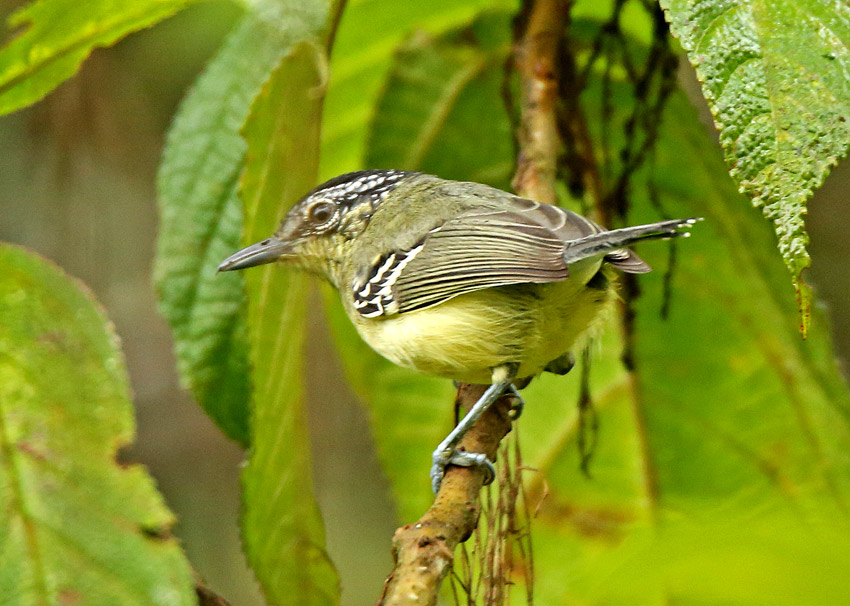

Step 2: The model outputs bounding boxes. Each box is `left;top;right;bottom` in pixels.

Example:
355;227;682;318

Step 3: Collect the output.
430;448;496;493
508;384;525;420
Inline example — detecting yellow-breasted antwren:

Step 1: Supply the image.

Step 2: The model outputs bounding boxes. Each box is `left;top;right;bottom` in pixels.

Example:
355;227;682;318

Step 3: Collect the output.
219;170;699;492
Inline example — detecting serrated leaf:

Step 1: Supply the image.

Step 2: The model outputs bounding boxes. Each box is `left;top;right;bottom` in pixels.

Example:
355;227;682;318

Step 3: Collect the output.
659;0;850;333
155;3;329;445
0;244;195;606
0;0;201;115
239;40;339;606
350;11;850;602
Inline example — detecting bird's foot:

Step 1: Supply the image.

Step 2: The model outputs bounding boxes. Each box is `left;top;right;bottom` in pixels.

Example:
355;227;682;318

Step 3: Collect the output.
508;384;525;420
431;447;496;494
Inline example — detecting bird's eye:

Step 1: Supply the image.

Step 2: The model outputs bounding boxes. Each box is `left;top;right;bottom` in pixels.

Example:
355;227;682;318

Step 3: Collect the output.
308;202;335;225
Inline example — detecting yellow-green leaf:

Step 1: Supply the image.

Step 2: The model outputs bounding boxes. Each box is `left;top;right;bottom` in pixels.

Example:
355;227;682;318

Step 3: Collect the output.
0;244;195;606
320;0;518;180
155;2;330;445
239;41;340;606
0;0;201;115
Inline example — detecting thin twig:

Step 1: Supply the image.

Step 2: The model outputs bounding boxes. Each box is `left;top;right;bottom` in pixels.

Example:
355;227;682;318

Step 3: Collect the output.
512;0;571;203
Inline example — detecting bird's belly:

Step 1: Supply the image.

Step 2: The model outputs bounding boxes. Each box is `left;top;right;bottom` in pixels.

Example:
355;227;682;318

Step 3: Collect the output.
351;278;612;384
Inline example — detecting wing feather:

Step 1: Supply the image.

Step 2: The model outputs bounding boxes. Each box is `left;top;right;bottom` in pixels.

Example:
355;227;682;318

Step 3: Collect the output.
389;204;576;313
347;193;691;317
347;184;697;318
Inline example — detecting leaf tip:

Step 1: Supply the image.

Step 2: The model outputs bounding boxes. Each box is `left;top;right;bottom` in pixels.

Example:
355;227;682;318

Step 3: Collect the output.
795;274;812;339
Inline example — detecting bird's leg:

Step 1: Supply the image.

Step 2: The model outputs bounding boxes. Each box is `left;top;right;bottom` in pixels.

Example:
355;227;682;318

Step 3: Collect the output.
430;382;507;493
431;365;517;493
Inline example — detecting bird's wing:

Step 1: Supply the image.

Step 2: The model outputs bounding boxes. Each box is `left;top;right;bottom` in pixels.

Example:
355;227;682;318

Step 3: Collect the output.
351;198;604;318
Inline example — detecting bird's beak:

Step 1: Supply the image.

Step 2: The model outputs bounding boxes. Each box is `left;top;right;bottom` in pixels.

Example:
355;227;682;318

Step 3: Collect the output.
217;237;293;272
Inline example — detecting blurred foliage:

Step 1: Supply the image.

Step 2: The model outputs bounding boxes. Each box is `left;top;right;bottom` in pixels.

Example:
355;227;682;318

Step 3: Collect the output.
319;0;516;180
660;0;850;332
365;15;515;187
0;244;195;606
2;0;850;604
0;0;202;113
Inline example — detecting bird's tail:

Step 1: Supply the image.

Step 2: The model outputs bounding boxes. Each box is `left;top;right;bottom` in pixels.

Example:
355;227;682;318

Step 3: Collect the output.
563;218;701;273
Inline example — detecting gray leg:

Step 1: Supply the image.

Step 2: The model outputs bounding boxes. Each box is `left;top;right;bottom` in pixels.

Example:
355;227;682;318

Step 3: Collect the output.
431;366;516;493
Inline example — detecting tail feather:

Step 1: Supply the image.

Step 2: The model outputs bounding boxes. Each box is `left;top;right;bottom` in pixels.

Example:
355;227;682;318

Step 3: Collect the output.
563;218;701;271
604;248;653;274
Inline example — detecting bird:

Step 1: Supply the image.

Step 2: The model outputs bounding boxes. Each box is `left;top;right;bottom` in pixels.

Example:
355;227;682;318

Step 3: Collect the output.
218;170;700;492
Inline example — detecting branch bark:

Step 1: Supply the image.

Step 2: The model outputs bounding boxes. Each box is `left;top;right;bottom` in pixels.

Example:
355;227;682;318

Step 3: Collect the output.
513;0;571;203
377;1;569;603
378;386;515;606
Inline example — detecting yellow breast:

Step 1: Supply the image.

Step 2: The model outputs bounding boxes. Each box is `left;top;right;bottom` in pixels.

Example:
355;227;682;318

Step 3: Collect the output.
348;275;614;384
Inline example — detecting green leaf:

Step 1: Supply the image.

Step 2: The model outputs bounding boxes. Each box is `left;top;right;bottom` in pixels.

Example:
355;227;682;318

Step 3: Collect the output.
0;0;201;115
365;16;515;186
156;0;340;600
631;94;850;515
239;40;339;606
155;4;329;445
0;244;195;606
538;512;850;605
320;0;518;180
659;0;850;333
531;16;850;601
348;11;850;602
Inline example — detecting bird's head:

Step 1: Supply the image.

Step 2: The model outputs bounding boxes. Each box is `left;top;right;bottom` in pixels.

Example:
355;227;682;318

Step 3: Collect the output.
217;169;414;279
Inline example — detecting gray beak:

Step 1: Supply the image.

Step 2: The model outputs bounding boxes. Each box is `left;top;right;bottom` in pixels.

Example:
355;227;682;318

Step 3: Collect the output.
217;237;292;272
